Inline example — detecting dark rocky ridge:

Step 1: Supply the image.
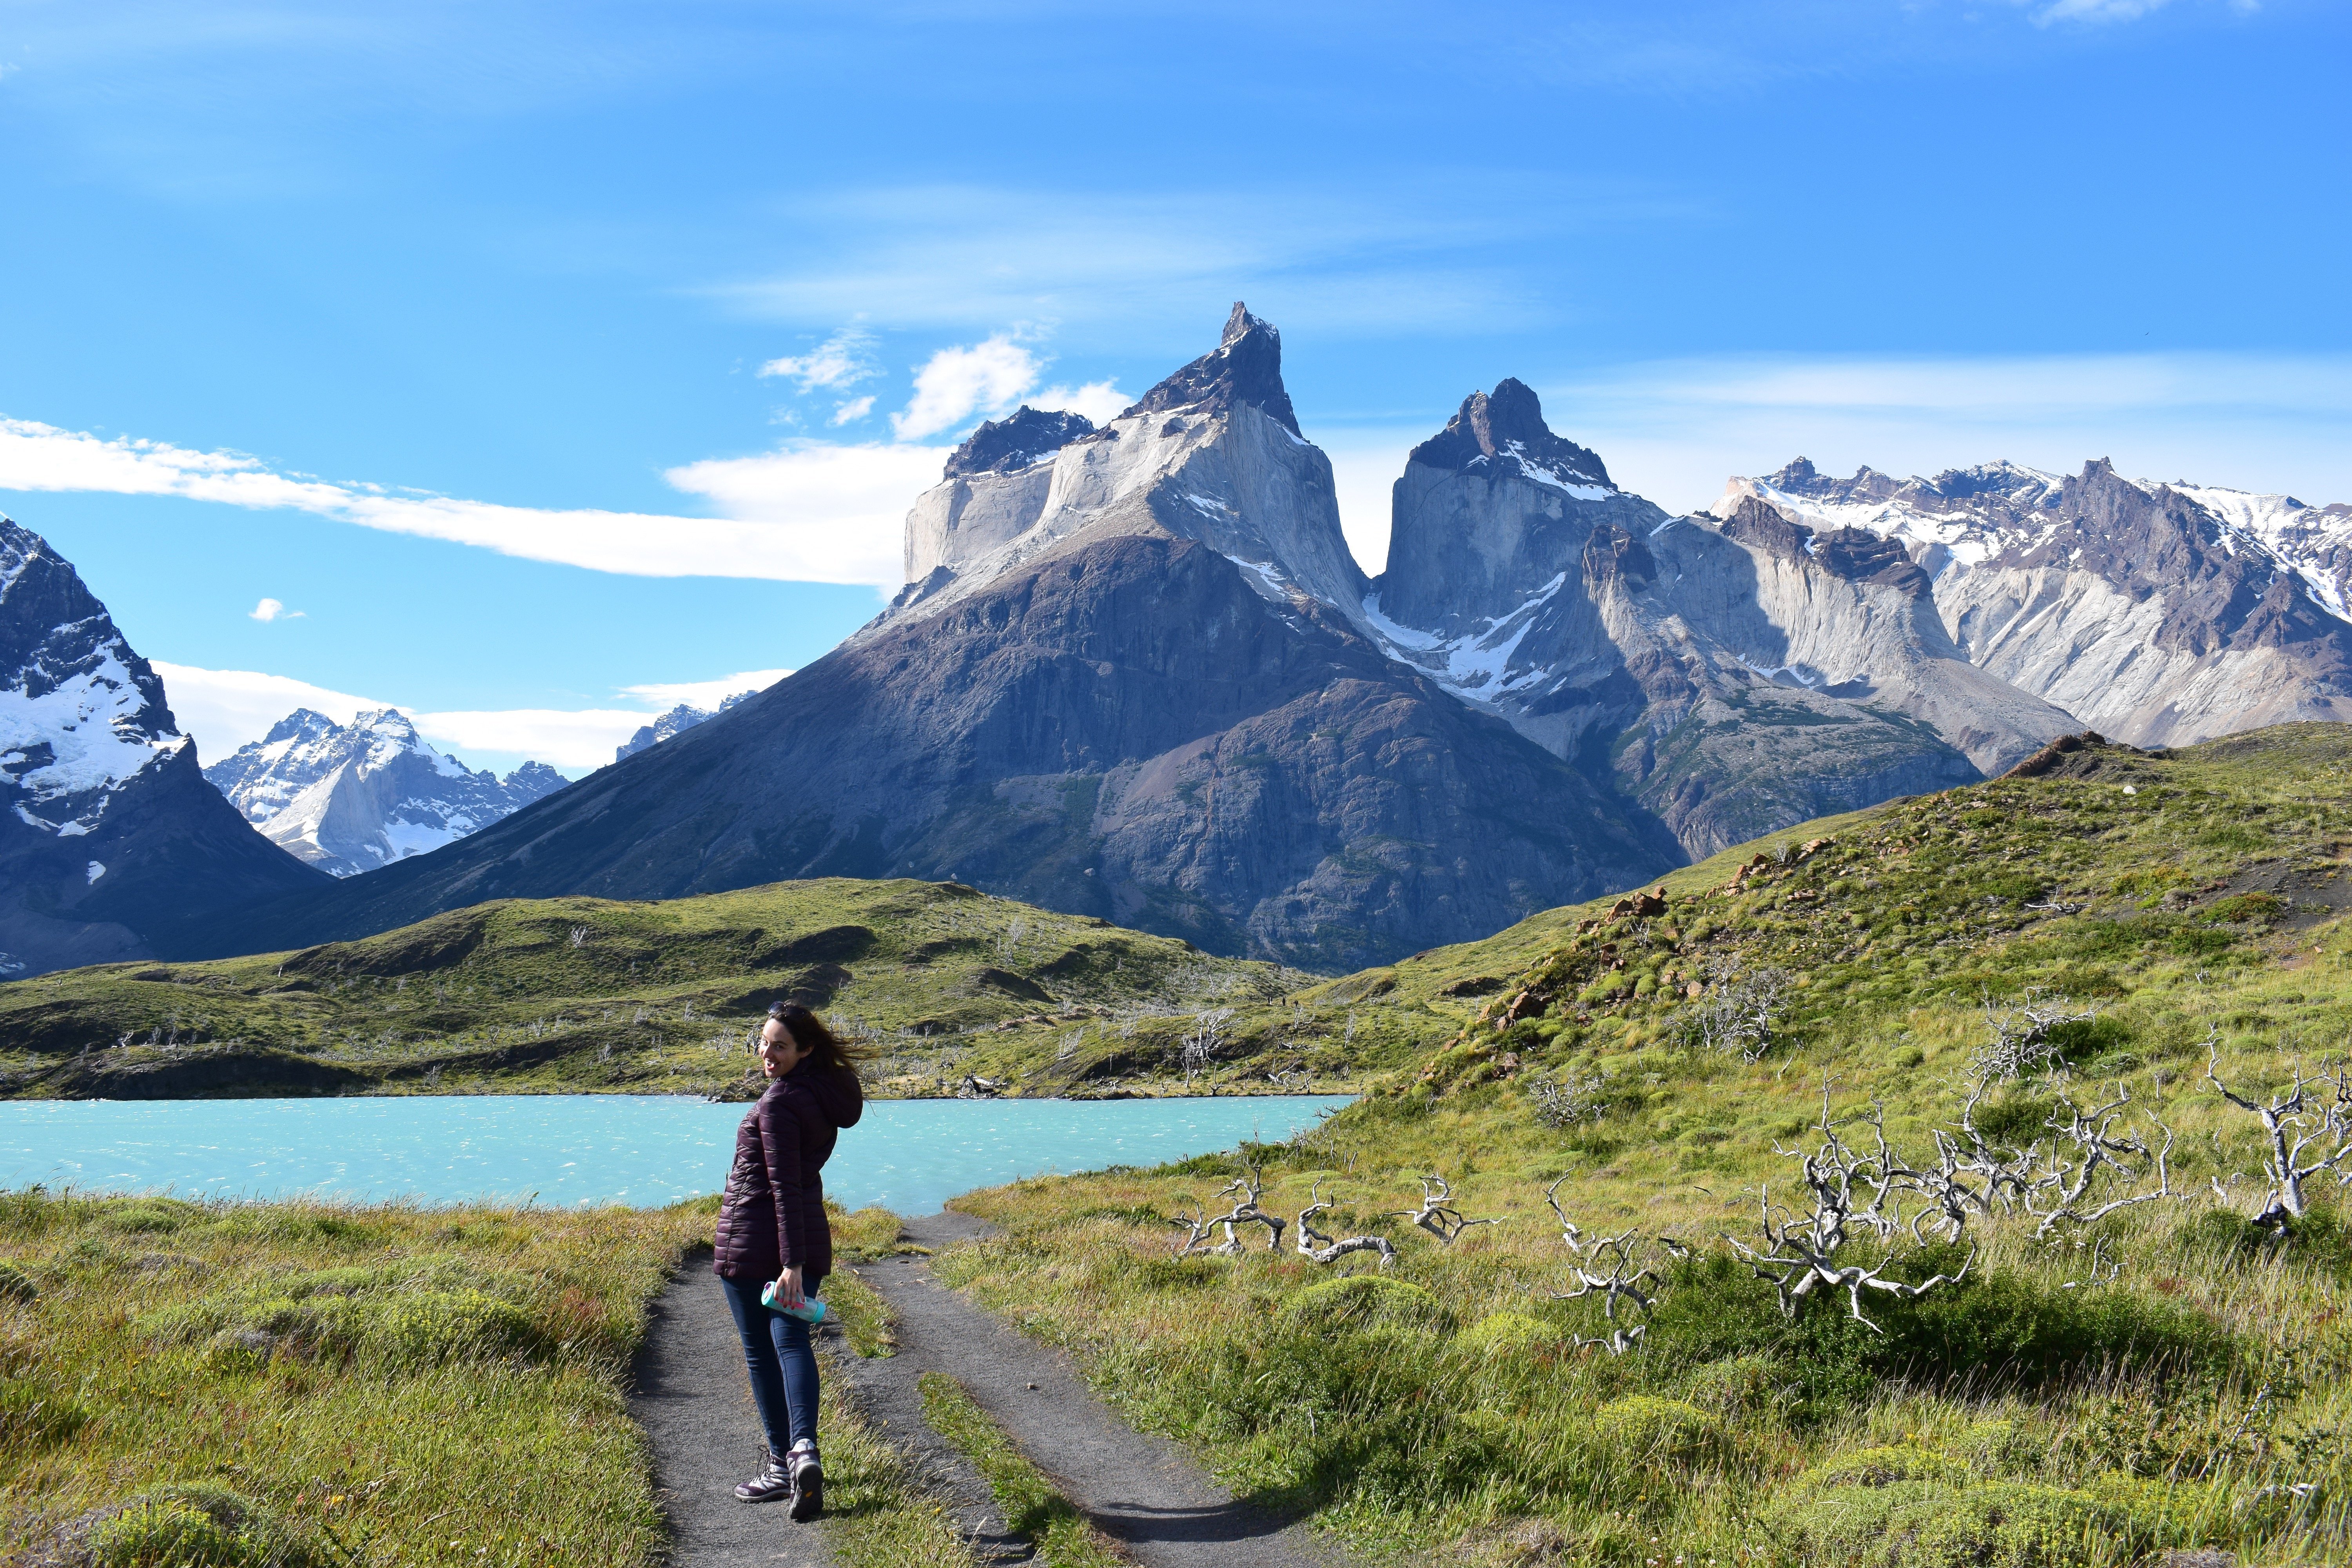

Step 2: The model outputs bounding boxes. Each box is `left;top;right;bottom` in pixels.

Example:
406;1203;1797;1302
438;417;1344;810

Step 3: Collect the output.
942;407;1097;479
1119;303;1302;436
1;517;328;977
163;534;1665;972
1408;377;1611;485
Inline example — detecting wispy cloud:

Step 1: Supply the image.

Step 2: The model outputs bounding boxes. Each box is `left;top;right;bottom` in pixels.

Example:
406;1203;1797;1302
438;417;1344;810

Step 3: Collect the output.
759;324;878;391
247;596;305;621
0;416;944;591
706;181;1675;341
829;395;875;426
619;669;791;710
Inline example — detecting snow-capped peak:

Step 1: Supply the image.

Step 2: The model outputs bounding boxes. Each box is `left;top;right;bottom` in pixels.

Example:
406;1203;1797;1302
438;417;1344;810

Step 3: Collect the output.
205;705;568;877
1;515;189;837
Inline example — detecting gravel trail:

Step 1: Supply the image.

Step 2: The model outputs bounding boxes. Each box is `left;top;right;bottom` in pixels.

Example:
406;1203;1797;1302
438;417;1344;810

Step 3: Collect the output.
835;1210;1348;1568
632;1256;838;1568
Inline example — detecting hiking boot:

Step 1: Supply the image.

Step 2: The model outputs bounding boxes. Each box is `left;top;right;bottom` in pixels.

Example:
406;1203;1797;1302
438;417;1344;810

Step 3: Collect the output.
786;1440;824;1522
733;1449;792;1504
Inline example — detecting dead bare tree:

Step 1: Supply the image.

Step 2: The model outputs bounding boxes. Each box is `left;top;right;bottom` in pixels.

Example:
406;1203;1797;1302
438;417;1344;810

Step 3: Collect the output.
1544;1177;1663;1354
1723;1083;1974;1332
1689;965;1790;1062
1527;1070;1608;1129
1396;1173;1506;1246
1970;989;2096;1083
1169;1165;1287;1257
2207;1043;2352;1232
1294;1181;1397;1266
2025;1085;2177;1241
1178;1007;1236;1085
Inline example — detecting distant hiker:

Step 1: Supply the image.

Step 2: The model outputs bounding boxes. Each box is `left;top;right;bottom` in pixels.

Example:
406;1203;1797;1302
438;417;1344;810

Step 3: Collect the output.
711;1001;865;1519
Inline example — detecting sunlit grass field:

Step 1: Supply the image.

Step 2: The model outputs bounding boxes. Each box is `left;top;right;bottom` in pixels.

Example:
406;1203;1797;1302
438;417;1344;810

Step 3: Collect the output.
933;726;2352;1564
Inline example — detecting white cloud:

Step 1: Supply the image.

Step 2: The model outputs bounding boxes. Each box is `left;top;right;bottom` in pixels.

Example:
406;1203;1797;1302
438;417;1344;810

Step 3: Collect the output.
891;333;1044;440
619;668;793;710
407;707;674;771
663;440;947;590
1030;379;1131;428
247;596;305;621
758;325;877;391
0;416;944;591
829;395;875;426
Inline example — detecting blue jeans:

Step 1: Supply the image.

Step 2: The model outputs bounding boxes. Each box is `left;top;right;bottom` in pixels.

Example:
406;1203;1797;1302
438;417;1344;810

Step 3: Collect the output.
719;1273;824;1456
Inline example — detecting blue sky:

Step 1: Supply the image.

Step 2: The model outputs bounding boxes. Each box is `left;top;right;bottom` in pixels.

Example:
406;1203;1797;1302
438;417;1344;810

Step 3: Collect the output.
3;0;2345;775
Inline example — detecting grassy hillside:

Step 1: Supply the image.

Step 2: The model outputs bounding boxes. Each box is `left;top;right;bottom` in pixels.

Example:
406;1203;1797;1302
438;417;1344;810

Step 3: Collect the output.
0;878;1328;1100
926;724;2352;1564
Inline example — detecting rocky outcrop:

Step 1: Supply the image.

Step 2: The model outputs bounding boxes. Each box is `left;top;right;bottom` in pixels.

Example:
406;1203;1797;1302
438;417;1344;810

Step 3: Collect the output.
884;303;1369;634
207;708;568;877
0;516;327;977
1725;458;2352;746
1367;384;2075;857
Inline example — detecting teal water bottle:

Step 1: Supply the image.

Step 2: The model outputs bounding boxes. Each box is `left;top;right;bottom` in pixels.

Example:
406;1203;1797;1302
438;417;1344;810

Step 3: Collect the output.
760;1280;828;1323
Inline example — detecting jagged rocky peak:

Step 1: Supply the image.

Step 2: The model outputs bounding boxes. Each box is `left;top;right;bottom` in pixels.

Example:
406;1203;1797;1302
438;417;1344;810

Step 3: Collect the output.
891;301;1366;634
2;514;324;976
206;705;569;878
1376;379;1661;633
942;407;1096;479
1120;301;1301;435
1410;378;1612;491
1721;453;2352;746
613;690;753;763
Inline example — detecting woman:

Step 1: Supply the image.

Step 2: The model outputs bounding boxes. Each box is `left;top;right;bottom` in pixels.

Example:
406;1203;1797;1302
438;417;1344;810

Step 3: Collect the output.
712;1001;865;1519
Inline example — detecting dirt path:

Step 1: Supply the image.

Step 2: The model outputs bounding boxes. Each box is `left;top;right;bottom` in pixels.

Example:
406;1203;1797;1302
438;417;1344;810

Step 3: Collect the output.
836;1211;1346;1568
633;1257;838;1568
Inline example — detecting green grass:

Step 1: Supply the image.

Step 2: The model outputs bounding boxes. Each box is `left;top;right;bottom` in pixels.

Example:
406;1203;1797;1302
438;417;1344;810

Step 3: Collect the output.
923;725;2352;1565
0;1190;979;1567
0;877;1334;1101
917;1372;1125;1568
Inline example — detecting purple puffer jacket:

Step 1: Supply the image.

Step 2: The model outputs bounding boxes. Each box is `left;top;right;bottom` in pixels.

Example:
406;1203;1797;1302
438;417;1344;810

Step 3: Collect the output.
712;1062;864;1285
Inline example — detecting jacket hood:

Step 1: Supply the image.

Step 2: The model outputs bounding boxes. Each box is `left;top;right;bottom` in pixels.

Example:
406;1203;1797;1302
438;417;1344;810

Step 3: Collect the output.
780;1061;865;1129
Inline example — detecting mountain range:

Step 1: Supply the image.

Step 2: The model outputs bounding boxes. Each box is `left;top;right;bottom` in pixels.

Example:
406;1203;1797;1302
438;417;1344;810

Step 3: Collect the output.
0;517;326;976
205;708;568;877
613;690;754;763
6;306;2347;978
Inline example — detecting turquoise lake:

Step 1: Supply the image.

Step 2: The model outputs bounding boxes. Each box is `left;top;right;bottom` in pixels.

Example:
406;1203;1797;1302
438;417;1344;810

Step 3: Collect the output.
0;1094;1352;1214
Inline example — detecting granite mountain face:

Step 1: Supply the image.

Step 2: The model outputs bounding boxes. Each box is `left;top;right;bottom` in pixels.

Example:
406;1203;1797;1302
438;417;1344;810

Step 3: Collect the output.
134;307;2349;973
1365;381;2078;856
205;708;569;878
163;308;1667;971
0;517;327;977
1722;459;2352;745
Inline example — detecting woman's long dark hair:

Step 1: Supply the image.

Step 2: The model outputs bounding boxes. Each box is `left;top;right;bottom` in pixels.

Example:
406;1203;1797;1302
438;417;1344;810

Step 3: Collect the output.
769;1002;869;1077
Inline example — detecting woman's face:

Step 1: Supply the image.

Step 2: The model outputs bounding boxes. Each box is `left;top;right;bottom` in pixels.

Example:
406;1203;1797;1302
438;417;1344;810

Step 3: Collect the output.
759;1021;808;1078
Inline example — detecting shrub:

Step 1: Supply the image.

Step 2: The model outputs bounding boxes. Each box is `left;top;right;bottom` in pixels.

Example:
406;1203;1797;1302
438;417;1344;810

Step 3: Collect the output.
1286;1276;1454;1336
137;1259;539;1371
1587;1396;1733;1471
0;1260;36;1302
1453;1311;1555;1363
102;1200;198;1235
0;1372;89;1450
87;1485;311;1568
1761;1478;2155;1568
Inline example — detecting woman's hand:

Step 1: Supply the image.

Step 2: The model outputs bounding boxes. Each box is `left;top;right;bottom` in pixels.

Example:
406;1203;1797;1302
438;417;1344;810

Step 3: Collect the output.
772;1265;806;1309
